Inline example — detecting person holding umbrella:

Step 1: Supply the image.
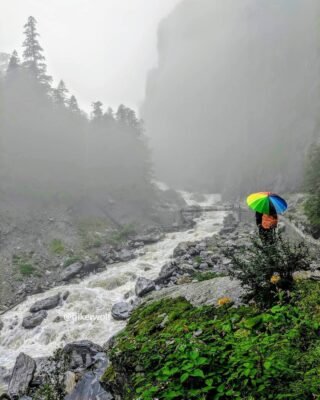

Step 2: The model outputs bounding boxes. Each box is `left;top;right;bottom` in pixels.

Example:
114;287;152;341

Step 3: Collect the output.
247;192;288;244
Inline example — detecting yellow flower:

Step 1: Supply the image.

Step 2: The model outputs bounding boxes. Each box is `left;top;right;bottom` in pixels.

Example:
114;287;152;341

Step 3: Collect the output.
217;296;232;306
270;274;280;285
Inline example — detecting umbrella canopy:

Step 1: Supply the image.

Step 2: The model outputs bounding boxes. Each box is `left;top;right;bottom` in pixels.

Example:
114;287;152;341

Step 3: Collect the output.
247;192;288;215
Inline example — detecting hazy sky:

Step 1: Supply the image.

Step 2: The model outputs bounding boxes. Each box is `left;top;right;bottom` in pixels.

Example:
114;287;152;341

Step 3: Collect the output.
0;0;180;113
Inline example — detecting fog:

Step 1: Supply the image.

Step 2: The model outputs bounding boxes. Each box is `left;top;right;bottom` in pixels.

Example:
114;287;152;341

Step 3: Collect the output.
142;0;320;197
0;0;180;111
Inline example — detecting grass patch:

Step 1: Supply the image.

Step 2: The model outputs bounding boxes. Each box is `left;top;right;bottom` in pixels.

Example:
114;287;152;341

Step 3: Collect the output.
103;281;320;400
63;255;81;267
192;271;224;282
19;263;35;276
109;223;136;244
50;239;65;255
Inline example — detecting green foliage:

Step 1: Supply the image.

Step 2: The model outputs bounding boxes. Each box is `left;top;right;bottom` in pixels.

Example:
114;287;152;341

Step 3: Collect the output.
228;233;311;307
192;271;223;282
50;239;65;255
304;144;320;236
193;256;203;265
63;255;81;268
103;284;320;400
19;263;35;276
109;224;136;244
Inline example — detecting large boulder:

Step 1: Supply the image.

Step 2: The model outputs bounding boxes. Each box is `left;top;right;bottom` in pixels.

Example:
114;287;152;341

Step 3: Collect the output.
116;249;135;262
155;262;178;284
29;293;61;313
63;341;104;370
22;310;47;329
60;262;83;281
8;353;36;399
135;277;156;297
111;302;132;321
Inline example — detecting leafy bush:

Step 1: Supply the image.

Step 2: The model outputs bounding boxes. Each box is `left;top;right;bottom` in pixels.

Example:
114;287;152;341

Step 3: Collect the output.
50;239;65;255
102;285;320;400
228;233;311;307
19;263;35;276
109;223;136;244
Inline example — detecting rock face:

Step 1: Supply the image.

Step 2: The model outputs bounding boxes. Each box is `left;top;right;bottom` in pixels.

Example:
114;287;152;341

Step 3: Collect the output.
63;340;104;370
22;310;47;329
135;277;156;297
144;276;244;307
142;0;320;194
29;293;61;313
60;262;83;281
111;302;132;320
8;352;36;399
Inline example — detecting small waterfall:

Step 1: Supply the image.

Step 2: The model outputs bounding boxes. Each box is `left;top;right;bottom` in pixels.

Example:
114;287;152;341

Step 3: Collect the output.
0;192;225;372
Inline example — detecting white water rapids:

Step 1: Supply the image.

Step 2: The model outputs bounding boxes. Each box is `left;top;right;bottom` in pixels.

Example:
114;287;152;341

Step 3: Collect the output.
0;192;225;374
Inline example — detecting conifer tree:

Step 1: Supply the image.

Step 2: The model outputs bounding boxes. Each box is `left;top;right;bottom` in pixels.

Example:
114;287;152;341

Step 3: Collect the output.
67;95;80;113
91;101;103;120
22;16;51;87
52;80;69;105
7;50;20;73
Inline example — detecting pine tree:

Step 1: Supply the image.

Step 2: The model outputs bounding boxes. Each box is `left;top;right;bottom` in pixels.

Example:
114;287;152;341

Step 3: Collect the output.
67;95;80;113
52;80;69;105
22;16;51;87
91;101;103;120
7;50;20;73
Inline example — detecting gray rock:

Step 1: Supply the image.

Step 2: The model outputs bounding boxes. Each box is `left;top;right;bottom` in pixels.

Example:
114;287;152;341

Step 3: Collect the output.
63;340;104;370
8;352;36;399
144;276;245;307
22;310;47;329
156;262;177;283
60;262;83;281
111;302;132;320
29;293;61;313
173;243;188;257
134;232;163;244
135;277;156;297
63;291;70;300
199;263;209;270
0;319;3;331
116;249;135;262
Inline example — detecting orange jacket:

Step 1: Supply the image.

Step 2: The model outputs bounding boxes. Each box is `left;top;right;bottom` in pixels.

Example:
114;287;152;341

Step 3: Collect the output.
262;214;278;230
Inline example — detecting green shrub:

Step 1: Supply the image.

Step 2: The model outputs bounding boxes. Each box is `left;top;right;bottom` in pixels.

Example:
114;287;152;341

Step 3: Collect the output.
19;263;35;276
192;271;223;282
304;144;320;236
109;223;136;244
63;255;81;267
50;239;65;255
228;233;311;307
103;284;320;400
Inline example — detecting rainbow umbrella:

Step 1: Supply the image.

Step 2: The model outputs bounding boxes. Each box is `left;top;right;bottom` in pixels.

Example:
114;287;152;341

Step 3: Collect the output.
247;192;288;215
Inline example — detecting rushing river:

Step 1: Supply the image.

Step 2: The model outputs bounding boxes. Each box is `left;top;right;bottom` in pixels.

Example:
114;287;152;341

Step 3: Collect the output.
0;192;225;375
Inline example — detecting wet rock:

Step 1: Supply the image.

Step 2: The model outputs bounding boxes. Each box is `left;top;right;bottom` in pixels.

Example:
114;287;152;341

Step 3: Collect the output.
63;290;70;300
155;262;177;283
111;302;132;320
116;249;135;262
8;352;36;399
64;371;77;395
199;263;209;270
60;262;83;282
22;310;47;329
0;319;3;331
134;231;163;244
173;243;188;257
29;293;61;313
135;277;156;297
53;316;64;323
63;341;104;370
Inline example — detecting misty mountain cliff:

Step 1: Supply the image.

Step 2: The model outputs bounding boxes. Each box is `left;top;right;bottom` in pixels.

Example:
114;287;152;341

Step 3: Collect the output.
142;0;320;197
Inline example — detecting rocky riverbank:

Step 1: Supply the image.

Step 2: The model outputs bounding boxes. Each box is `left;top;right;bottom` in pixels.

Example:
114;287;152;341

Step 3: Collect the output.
3;203;319;399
